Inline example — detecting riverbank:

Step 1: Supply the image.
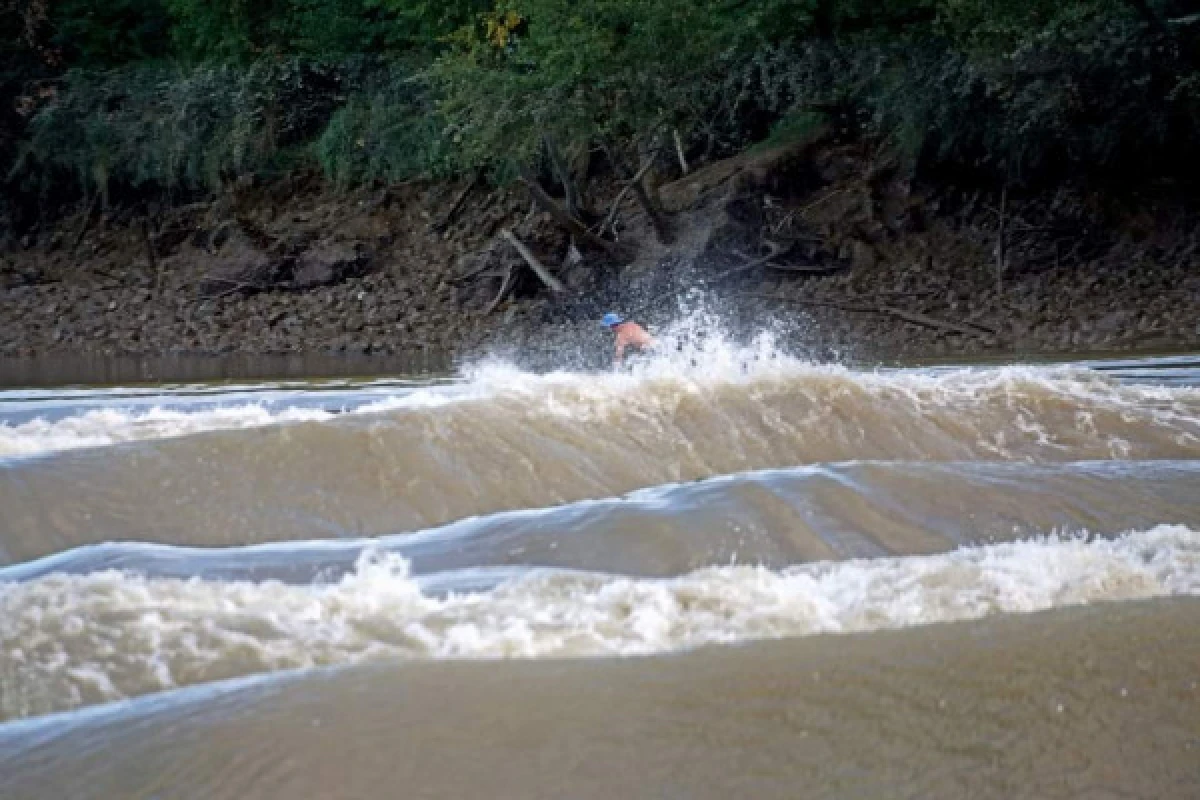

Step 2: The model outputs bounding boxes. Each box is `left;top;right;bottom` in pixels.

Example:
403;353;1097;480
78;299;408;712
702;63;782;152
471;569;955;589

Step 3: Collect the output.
3;138;1197;370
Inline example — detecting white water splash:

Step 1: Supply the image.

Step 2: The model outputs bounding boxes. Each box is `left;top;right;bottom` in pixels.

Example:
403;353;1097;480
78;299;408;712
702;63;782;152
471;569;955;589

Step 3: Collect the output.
0;386;476;459
3;309;1198;460
0;405;334;458
3;525;1198;720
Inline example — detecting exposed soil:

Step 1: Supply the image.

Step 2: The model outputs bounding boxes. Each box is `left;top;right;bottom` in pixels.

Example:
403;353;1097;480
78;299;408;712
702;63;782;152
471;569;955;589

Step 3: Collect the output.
2;135;1198;371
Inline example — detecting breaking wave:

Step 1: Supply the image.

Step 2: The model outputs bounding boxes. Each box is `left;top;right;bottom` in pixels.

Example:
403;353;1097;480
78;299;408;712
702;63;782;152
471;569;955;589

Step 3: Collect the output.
0;405;332;458
3;525;1197;721
4;315;1198;463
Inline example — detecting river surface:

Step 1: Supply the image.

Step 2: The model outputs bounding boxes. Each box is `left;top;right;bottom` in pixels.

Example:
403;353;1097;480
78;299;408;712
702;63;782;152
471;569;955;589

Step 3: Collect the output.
1;339;1199;798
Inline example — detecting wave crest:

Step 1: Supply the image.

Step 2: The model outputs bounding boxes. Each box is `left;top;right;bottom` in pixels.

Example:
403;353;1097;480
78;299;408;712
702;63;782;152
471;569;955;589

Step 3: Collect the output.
3;525;1197;721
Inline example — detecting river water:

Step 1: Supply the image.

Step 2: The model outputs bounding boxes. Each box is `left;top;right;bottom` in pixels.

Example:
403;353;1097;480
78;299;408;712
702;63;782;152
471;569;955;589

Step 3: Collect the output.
1;328;1199;798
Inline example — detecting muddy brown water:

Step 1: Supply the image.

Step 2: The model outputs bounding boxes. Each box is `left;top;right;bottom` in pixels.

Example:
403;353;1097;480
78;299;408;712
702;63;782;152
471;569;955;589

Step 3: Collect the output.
1;346;1198;798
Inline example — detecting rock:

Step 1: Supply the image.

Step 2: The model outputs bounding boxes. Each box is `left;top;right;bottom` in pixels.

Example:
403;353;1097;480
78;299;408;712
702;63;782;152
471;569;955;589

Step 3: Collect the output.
850;240;878;270
197;230;284;298
1093;310;1132;333
291;240;367;290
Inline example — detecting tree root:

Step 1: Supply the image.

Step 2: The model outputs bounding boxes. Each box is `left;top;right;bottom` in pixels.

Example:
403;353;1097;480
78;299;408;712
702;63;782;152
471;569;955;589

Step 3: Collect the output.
71;192;101;255
519;171;628;260
431;172;479;233
599;160;656;237
484;262;517;315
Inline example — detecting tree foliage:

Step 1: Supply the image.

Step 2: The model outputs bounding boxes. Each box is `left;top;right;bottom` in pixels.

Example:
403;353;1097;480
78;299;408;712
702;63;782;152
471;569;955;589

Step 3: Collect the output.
2;0;1199;229
433;0;1200;182
315;66;458;185
14;60;352;198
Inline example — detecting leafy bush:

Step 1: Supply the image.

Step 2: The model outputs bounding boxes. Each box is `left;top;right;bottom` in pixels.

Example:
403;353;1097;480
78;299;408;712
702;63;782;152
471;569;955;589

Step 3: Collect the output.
13;59;352;199
431;0;810;170
316;66;459;185
4;0;1200;232
432;0;1200;184
866;9;1200;181
49;0;172;66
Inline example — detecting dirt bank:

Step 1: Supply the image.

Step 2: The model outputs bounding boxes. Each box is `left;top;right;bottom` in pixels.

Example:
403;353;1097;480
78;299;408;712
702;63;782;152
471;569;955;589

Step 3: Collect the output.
2;137;1197;370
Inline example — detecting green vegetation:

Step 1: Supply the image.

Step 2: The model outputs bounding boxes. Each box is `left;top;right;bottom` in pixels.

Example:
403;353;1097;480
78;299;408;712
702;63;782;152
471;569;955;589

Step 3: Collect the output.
3;0;1199;230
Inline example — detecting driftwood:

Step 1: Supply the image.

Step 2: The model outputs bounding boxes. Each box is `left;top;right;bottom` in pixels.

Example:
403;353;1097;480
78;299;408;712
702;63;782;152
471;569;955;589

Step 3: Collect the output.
431;173;479;233
673;128;689;176
542;135;581;220
995;185;1008;292
501;229;566;293
518;171;627;260
882;306;995;337
449;257;502;286
632;177;672;244
139;217;161;291
600;159;656;236
730;247;845;275
197;275;267;292
598;140;674;244
738;292;997;337
484;262;517;315
71;192;101;254
763;261;843;274
709;242;786;283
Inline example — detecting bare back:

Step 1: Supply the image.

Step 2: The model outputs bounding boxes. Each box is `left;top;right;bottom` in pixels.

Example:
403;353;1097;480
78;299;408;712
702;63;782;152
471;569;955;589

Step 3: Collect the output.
613;322;655;363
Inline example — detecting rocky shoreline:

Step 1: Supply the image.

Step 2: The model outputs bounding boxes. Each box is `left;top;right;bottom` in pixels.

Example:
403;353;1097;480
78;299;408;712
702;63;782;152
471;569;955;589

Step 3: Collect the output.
2;140;1198;372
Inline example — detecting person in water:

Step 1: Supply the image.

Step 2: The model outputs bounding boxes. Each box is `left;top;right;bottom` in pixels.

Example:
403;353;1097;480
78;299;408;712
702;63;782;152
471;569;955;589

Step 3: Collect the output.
602;312;655;367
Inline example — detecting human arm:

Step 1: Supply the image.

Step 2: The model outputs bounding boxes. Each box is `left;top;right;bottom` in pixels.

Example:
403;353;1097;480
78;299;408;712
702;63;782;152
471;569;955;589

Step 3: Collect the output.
613;338;628;366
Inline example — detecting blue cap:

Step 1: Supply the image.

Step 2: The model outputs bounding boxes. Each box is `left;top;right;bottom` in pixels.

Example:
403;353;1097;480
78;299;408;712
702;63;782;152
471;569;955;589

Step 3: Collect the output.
602;313;624;328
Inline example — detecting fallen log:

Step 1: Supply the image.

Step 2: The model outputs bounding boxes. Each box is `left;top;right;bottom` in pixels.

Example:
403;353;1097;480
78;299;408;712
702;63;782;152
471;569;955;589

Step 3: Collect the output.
501;229;566;293
764;261;845;274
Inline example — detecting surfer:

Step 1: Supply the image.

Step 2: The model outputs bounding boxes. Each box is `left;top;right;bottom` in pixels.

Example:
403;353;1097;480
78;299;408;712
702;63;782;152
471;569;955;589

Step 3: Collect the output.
602;312;656;367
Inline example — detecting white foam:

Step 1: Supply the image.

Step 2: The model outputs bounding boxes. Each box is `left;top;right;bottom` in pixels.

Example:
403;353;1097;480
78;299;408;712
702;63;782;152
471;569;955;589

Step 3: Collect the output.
0;405;334;458
2;311;1198;459
459;305;1200;431
0;384;484;459
3;526;1198;720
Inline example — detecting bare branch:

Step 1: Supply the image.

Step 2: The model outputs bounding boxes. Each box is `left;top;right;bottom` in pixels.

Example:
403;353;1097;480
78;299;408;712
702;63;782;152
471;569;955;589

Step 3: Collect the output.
995;185;1008;293
600;159;656;236
739;292;997;337
431;172;479;233
518;170;628;260
631;177;673;245
673;128;690;176
71;192;101;255
484;262;517;315
707;242;788;283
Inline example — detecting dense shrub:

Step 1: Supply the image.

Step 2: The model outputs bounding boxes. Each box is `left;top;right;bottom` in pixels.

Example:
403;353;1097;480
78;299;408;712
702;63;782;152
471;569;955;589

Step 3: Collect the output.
316;66;458;185
431;0;818;170
433;0;1200;184
12;59;352;200
2;0;1199;230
